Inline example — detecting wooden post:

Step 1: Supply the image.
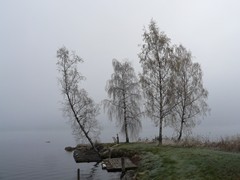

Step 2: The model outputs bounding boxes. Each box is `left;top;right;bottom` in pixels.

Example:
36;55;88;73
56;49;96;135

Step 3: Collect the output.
121;157;125;173
77;168;80;180
120;157;126;179
117;134;119;144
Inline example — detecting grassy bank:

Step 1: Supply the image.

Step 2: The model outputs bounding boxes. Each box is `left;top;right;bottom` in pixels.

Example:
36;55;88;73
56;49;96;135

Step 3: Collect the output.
115;143;240;180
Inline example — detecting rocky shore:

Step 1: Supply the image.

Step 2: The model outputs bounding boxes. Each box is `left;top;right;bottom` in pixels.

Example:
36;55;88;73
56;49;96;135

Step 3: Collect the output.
65;143;140;160
65;143;140;179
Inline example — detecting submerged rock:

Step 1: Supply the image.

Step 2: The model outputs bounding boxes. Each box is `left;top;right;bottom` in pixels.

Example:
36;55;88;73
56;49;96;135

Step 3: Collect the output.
65;146;75;152
73;149;101;162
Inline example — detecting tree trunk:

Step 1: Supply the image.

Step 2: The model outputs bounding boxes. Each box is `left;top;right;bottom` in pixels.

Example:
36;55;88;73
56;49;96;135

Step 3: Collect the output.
177;120;184;141
178;107;185;141
158;116;163;145
123;91;129;143
158;122;162;145
66;93;101;158
76;119;101;157
158;63;163;146
124;118;129;143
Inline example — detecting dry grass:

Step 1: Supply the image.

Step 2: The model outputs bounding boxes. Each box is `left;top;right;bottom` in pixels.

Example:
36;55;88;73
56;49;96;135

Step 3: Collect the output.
135;135;240;152
177;135;240;152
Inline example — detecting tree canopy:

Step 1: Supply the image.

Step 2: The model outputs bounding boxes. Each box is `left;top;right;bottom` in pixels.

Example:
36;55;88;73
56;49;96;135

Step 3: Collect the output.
170;44;210;140
139;20;176;145
104;59;142;143
55;20;209;145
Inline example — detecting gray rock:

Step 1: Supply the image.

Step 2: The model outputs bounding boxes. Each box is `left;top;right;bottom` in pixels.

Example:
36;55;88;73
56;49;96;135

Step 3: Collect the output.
65;146;75;152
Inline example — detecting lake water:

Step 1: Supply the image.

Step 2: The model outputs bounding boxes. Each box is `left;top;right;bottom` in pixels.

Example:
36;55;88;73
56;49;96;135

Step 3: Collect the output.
0;130;120;180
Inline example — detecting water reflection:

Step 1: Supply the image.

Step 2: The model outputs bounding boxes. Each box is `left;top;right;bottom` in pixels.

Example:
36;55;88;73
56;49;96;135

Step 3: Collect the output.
79;162;121;180
86;162;98;179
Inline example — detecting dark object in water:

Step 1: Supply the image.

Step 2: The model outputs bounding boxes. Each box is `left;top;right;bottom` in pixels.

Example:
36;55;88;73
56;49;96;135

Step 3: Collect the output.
65;146;75;152
73;149;101;163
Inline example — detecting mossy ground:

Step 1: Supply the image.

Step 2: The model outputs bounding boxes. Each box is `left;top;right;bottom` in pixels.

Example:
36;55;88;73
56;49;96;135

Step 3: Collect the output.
115;143;240;180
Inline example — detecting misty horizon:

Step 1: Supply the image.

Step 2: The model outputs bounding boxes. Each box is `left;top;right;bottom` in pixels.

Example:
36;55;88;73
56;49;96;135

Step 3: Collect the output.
1;0;240;142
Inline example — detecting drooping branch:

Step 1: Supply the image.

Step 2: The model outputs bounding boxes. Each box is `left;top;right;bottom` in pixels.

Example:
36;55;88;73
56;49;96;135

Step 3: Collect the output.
104;59;142;142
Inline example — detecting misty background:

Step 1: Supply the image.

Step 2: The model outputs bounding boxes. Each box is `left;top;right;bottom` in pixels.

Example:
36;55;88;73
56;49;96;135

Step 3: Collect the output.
0;0;239;142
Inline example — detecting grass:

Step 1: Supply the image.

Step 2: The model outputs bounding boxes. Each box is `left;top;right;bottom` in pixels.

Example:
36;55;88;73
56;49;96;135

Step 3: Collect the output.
115;142;240;180
179;135;240;152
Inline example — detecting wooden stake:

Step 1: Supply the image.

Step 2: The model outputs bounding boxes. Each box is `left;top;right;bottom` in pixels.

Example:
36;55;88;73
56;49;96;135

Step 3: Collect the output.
77;168;80;180
121;157;125;173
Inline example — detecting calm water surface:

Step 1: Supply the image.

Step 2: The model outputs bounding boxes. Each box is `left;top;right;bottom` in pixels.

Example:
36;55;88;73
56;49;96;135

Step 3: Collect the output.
0;130;120;180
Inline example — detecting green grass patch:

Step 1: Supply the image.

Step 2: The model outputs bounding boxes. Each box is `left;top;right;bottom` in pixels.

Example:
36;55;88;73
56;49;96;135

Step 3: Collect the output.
116;143;240;180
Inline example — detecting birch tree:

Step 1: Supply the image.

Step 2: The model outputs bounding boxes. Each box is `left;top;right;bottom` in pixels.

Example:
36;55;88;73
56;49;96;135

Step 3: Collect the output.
139;20;176;145
56;46;101;156
104;59;142;143
171;45;209;141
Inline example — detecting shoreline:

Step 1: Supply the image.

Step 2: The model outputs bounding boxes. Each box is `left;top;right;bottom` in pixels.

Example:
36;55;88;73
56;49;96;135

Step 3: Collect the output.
65;138;240;179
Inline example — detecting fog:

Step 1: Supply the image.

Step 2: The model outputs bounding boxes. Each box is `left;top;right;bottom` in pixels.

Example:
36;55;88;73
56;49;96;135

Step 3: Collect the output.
1;0;240;141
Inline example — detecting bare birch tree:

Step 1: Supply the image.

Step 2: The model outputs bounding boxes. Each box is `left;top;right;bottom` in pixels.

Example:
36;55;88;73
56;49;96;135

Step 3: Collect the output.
139;20;176;145
103;59;142;143
56;46;101;156
171;45;210;141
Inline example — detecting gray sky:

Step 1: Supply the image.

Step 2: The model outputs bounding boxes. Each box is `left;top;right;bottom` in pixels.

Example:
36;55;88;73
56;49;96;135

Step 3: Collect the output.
1;0;239;141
